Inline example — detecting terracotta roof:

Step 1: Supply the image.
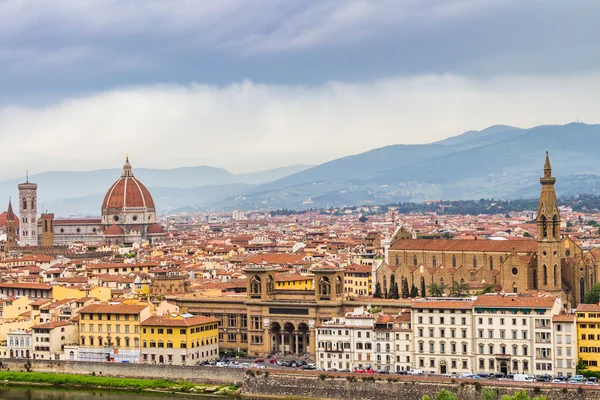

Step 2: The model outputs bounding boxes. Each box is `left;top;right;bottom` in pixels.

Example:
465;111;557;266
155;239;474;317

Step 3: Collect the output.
390;239;537;253
102;158;155;209
553;314;575;322
0;282;52;290
79;303;148;315
104;225;125;236
141;314;218;327
32;321;73;330
54;219;102;225
474;294;557;308
0;211;20;228
147;223;165;234
576;304;600;312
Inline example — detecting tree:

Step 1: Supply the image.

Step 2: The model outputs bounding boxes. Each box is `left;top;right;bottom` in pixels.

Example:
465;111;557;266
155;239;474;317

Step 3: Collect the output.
410;283;419;298
373;282;383;299
482;388;498;400
401;279;410;298
450;280;469;297
388;275;399;299
421;279;426;297
427;282;447;297
584;283;600;304
577;357;588;374
359;216;368;223
433;389;458;400
523;232;532;238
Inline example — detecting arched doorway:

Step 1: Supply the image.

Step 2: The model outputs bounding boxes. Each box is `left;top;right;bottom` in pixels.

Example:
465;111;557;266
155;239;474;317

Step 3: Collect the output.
159;355;164;364
284;322;296;355
500;361;508;375
298;323;310;355
25;350;30;359
69;351;75;361
270;322;282;355
439;360;447;374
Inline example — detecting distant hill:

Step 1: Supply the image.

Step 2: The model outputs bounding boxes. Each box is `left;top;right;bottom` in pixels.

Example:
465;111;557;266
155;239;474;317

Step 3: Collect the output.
217;123;600;210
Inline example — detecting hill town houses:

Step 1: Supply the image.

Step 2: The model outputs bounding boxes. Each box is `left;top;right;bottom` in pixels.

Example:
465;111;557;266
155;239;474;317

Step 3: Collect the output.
0;154;598;378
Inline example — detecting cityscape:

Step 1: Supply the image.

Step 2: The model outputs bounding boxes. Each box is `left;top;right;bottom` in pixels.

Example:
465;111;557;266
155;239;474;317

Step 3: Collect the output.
2;1;600;400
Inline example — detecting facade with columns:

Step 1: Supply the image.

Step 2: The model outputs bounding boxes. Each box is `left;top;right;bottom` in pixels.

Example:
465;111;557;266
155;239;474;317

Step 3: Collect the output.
375;153;595;309
172;265;348;359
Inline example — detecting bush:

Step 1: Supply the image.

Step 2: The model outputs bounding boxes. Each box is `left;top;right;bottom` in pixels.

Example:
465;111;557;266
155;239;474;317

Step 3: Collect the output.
473;382;482;391
319;374;327;381
533;387;541;394
245;370;255;377
561;388;567;394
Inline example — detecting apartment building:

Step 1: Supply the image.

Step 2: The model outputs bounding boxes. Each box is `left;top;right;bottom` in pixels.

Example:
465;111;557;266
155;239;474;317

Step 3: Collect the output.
392;311;412;372
316;307;374;371
576;303;600;371
31;321;77;360
553;313;576;377
412;298;475;375
77;303;151;362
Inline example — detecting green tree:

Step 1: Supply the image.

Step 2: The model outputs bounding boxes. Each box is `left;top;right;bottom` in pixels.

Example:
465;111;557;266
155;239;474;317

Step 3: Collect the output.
577;357;588;374
421;279;426;297
427;282;447;297
433;389;458;400
584;283;600;304
373;282;383;299
358;216;368;223
450;280;469;297
482;388;498;400
410;284;419;298
523;232;532;238
402;279;410;298
388;275;399;299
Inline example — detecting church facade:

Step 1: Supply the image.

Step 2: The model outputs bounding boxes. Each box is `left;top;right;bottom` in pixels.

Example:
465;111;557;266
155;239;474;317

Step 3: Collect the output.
376;153;597;308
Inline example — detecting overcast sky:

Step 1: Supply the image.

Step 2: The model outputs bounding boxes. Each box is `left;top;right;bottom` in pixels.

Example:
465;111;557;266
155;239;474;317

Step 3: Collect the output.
1;0;599;178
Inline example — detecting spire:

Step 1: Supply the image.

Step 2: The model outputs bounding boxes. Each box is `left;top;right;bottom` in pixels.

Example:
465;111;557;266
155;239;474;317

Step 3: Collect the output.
540;151;555;185
122;156;134;178
6;198;14;219
26;170;28;183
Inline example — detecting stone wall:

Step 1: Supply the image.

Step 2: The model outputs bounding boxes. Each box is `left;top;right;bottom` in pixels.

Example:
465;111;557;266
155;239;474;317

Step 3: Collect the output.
242;372;600;400
3;359;600;400
1;359;244;385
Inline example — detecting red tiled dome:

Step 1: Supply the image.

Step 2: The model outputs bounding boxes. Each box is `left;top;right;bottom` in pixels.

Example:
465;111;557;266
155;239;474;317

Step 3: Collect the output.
0;211;19;228
102;158;155;210
147;223;164;234
104;224;125;236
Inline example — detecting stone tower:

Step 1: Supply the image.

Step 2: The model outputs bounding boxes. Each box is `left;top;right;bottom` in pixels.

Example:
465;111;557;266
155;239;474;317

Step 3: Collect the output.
536;152;562;293
18;176;38;246
40;212;55;247
5;199;17;252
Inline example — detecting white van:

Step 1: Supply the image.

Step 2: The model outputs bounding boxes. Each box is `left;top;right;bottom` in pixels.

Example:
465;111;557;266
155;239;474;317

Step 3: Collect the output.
514;374;535;382
407;369;423;375
459;372;473;379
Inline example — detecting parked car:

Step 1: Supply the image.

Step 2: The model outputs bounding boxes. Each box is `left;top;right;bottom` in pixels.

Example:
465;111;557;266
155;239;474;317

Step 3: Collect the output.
254;358;264;363
269;359;277;364
536;375;552;382
407;369;423;375
396;370;408;375
514;374;535;382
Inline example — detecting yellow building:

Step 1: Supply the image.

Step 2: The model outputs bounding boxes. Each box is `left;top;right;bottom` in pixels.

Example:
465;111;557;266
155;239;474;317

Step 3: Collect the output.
576;303;600;370
140;314;219;366
275;273;314;290
344;264;373;297
77;303;151;362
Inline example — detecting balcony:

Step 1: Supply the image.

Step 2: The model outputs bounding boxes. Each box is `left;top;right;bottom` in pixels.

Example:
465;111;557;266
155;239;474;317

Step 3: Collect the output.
535;339;551;344
535;323;551;329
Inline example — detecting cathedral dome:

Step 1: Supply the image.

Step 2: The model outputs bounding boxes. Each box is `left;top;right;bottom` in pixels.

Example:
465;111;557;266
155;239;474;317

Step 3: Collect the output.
0;211;19;229
102;157;155;210
104;224;125;236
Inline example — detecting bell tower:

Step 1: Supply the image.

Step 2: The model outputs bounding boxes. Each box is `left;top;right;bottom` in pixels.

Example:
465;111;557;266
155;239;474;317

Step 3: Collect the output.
18;173;38;246
5;199;17;252
41;212;55;247
536;152;562;292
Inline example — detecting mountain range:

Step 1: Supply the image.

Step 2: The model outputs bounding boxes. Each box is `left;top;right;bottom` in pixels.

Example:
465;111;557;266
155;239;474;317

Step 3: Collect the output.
2;123;599;216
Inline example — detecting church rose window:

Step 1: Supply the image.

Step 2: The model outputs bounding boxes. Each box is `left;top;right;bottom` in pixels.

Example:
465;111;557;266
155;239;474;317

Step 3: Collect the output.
113;216;119;222
512;267;518;276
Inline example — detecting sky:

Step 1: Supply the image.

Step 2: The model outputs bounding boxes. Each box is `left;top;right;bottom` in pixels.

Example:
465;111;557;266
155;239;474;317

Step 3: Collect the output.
1;0;599;178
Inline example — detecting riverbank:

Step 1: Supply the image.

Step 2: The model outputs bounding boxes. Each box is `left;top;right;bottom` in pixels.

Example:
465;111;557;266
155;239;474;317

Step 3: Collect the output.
0;371;240;396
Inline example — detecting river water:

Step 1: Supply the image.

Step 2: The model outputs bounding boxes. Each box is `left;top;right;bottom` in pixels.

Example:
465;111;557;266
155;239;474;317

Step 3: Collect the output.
0;385;229;400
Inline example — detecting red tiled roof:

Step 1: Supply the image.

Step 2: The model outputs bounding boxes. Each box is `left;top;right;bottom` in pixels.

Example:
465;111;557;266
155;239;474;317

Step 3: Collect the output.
474;294;557;308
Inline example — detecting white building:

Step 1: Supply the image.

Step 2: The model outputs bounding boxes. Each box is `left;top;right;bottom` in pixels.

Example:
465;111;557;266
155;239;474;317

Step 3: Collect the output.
31;321;78;360
472;294;562;376
552;313;576;377
316;307;374;371
412;298;475;375
6;329;33;359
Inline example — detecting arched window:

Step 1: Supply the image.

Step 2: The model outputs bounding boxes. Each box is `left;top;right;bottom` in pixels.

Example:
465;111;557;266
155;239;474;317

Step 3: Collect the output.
543;265;548;286
81;337;85;346
500;256;504;264
116;337;121;347
541;215;547;238
89;337;94;346
134;338;139;348
266;275;274;294
22;198;27;210
489;256;493;270
336;276;342;295
473;256;477;269
460;278;465;285
432;256;437;267
470;272;475;281
319;277;331;296
513;282;517;294
395;254;399;266
440;277;444;286
532;269;538;290
413;255;418;266
250;276;262;294
452;255;456;268
125;337;130;347
9;337;13;346
554;265;558;287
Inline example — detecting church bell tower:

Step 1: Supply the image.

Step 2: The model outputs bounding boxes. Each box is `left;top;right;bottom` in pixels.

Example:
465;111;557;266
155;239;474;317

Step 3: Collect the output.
18;174;38;246
536;152;562;293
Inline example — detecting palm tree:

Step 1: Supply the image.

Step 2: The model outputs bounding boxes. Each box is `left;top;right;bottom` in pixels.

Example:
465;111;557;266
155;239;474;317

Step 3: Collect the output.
450;280;470;297
427;282;447;297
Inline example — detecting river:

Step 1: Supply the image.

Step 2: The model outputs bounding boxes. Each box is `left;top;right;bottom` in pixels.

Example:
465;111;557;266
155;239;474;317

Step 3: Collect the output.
0;385;232;400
